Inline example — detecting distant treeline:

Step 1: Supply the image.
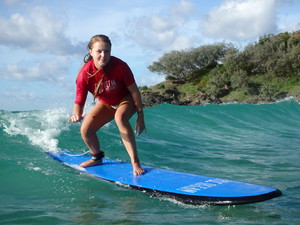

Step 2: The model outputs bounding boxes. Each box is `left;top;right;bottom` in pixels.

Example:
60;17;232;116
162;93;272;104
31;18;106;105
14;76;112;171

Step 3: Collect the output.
148;31;300;100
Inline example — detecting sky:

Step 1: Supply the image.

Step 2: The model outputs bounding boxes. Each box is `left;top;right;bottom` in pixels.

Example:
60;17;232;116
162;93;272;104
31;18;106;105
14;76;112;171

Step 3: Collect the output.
0;0;299;111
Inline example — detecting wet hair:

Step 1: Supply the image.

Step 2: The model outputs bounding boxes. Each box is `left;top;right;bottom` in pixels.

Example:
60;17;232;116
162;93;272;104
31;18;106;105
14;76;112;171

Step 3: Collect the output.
83;34;112;63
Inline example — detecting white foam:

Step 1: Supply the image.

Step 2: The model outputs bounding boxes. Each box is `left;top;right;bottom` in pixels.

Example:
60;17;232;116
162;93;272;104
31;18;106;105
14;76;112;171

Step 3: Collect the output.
2;108;70;152
32;167;42;171
276;96;298;103
1;107;114;153
67;164;87;172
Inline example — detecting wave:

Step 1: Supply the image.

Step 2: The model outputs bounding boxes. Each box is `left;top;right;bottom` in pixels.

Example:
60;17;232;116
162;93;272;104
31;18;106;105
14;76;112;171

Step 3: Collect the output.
1;108;71;152
0;97;299;155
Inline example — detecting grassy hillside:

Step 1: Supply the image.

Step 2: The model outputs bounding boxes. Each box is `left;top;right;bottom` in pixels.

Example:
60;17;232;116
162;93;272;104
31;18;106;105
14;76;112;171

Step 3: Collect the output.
143;31;300;105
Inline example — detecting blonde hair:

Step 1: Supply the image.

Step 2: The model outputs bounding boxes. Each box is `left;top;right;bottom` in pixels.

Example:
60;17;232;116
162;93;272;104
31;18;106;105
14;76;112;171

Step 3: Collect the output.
83;34;112;63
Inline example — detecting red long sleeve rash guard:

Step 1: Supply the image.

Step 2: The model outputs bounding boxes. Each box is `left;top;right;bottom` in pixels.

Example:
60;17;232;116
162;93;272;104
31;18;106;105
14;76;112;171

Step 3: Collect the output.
75;56;135;106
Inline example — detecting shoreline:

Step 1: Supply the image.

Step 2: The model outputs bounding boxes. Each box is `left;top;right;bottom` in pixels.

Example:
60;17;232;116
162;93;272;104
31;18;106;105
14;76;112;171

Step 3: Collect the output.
141;90;300;108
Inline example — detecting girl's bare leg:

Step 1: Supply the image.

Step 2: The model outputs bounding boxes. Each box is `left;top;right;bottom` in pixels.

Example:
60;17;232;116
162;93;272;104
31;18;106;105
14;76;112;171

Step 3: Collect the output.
115;96;145;175
80;101;114;167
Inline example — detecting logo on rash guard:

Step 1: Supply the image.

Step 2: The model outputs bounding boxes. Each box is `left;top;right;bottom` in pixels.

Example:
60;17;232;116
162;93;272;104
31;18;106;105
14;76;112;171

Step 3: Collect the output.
97;80;117;93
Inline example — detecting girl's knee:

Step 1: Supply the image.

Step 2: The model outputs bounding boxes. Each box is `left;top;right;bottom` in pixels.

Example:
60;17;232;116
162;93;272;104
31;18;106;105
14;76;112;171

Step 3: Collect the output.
80;125;88;138
80;124;94;138
114;112;129;127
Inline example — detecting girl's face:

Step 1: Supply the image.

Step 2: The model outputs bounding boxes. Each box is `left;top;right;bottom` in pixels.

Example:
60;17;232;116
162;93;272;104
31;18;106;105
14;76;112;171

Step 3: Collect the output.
89;41;111;69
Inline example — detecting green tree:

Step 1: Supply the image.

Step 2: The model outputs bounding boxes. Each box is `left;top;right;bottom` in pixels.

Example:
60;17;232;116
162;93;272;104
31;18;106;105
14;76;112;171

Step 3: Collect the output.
147;50;193;80
148;43;235;80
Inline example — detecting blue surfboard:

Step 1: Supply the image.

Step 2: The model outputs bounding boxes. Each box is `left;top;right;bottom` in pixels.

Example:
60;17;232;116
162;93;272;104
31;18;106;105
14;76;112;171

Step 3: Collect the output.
47;151;282;205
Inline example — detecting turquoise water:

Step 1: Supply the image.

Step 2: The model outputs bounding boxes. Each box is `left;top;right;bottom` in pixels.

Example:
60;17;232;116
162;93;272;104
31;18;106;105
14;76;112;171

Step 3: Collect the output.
1;99;299;225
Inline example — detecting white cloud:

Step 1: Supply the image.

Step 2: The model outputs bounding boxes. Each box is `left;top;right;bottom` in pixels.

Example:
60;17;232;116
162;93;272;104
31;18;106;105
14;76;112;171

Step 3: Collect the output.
202;0;279;40
4;0;20;5
0;5;85;55
171;0;194;16
0;57;70;85
127;0;194;52
2;89;41;101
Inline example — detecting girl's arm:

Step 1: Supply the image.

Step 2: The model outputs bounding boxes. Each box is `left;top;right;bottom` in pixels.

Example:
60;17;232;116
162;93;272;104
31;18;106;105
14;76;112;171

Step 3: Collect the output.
127;82;146;136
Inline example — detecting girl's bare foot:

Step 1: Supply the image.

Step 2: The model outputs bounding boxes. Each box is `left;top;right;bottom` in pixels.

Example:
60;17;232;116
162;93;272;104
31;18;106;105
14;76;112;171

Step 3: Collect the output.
80;159;102;168
132;162;145;175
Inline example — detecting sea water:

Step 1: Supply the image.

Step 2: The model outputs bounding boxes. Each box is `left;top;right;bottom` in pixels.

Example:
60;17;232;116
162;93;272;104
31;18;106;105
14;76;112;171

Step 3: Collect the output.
0;99;299;225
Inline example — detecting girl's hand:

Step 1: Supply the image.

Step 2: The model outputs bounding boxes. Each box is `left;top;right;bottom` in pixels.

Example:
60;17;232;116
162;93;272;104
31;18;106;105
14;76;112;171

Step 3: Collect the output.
68;113;85;123
135;115;146;136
